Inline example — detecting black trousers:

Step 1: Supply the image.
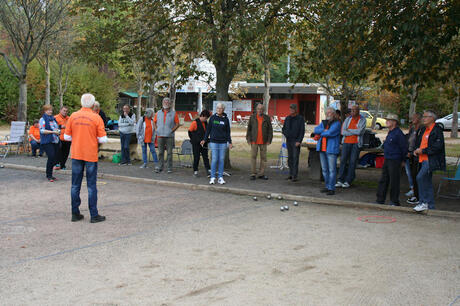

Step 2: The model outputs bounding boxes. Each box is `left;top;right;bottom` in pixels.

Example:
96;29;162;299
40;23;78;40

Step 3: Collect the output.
376;159;402;205
192;142;210;172
409;155;420;199
286;140;300;178
41;143;58;179
58;140;71;168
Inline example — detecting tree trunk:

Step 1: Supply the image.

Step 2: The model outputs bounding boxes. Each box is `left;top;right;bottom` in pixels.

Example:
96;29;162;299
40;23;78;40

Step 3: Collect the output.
371;94;381;130
17;78;27;122
136;91;143;119
263;58;271;115
45;55;51;105
215;66;231;101
408;83;419;118
340;82;349;122
451;79;459;139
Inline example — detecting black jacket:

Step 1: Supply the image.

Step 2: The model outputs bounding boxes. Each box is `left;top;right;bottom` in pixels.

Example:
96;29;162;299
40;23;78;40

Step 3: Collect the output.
204;113;232;144
415;123;446;171
188;118;207;144
282;114;305;143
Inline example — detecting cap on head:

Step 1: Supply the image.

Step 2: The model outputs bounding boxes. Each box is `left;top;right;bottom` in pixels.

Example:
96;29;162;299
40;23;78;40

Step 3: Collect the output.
385;113;399;123
81;93;96;108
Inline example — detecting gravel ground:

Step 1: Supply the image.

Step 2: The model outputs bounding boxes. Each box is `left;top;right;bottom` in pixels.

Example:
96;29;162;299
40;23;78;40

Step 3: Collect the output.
0;168;459;305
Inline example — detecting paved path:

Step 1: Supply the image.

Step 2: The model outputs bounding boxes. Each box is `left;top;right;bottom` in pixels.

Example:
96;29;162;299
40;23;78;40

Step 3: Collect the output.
0;168;459;305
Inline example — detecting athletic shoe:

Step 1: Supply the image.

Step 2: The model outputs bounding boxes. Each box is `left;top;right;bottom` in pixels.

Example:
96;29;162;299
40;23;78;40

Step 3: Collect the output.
413;203;428;212
167;170;172;174
90;215;106;223
71;213;84;222
407;197;419;205
326;190;335;195
193;171;198;177
335;181;344;188
47;177;54;182
53;166;61;170
218;177;226;185
140;164;148;169
127;162;132;166
342;182;350;188
258;175;268;180
405;189;414;197
209;178;216;184
154;167;161;173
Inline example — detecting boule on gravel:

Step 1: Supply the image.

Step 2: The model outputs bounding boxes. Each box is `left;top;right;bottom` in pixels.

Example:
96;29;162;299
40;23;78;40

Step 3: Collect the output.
253;196;258;201
284;205;289;210
280;206;285;211
293;201;298;206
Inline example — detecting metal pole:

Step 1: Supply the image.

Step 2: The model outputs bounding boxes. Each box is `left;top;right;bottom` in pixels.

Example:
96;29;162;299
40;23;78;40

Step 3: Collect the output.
198;87;203;113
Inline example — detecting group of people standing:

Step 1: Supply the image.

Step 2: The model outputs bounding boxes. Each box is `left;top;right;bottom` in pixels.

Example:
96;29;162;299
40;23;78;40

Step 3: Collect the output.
313;105;446;212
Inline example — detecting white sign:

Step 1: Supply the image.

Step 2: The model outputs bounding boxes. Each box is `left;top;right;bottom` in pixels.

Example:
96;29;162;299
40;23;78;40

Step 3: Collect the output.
213;101;233;126
232;99;252;112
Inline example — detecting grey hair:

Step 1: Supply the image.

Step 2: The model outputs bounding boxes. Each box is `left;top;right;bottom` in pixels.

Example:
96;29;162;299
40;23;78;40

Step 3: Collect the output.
144;108;154;118
81;93;96;108
423;110;437;120
93;101;100;109
326;107;335;113
256;103;265;110
216;102;226;110
163;97;171;104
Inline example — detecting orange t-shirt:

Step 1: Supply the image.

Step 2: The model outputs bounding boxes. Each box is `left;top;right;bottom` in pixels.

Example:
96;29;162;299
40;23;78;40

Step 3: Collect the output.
188;120;205;132
252;115;264;145
65;108;106;162
344;117;359;144
321;127;328;151
28;126;40;141
418;123;435;163
144;118;153;143
55;114;69;141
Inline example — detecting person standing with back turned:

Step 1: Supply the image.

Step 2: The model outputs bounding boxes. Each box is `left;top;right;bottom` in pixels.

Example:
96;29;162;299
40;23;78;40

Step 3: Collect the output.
64;93;108;223
282;104;305;182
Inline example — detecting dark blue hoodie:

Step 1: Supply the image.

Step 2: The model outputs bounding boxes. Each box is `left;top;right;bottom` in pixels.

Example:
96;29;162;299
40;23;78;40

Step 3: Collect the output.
204;113;232;144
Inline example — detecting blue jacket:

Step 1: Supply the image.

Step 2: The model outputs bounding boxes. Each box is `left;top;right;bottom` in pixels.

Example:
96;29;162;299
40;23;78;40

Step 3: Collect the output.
282;114;305;143
314;120;341;154
204;113;232;144
383;127;408;161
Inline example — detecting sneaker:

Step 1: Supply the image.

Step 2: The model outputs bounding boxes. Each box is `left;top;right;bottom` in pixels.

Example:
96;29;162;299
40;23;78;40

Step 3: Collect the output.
407;197;419;205
258;175;268;180
413;203;428;212
194;171;198;177
127;162;132;166
119;162;127;166
218;177;226;185
405;189;414;197
90;215;106;223
167;170;172;174
140;163;148;169
326;190;335;195
209;178;216;185
335;181;344;188
154;167;161;173
71;213;84;222
53;166;61;170
291;177;298;182
47;177;54;182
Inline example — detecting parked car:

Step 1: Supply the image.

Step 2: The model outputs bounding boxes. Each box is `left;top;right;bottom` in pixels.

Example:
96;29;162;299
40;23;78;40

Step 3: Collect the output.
360;110;386;130
436;112;460;130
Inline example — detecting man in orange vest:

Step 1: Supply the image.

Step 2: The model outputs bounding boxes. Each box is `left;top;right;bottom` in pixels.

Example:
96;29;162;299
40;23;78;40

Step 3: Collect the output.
28;119;43;157
55;106;71;170
64;93;107;223
413;110;446;212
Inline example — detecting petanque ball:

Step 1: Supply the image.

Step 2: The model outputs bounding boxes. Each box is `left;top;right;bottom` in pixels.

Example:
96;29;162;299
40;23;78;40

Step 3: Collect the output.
280;206;285;211
0;164;4;168
284;205;289;211
253;196;258;201
266;195;272;199
277;195;283;200
293;201;298;206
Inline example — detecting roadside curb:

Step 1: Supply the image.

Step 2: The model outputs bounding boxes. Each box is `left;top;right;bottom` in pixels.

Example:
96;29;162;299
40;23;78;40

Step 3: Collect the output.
2;162;459;219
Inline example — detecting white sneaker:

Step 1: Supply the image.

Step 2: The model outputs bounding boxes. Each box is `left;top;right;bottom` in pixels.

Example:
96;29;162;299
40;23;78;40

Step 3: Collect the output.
140;163;148;169
193;171;198;177
413;203;428;212
405;189;414;197
218;177;226;185
407;197;419;205
209;178;216;185
335;181;344;188
342;182;350;188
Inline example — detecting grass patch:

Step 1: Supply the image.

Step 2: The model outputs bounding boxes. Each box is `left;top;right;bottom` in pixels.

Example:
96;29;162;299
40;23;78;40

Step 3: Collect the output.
445;144;460;158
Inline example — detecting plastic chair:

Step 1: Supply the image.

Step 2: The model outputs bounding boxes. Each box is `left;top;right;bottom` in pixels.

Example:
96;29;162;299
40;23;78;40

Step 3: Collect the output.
437;156;460;199
0;121;26;160
173;139;193;168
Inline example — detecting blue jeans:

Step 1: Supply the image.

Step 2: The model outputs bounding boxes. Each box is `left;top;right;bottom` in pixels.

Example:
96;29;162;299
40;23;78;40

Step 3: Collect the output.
119;132;132;163
142;142;158;164
71;159;99;217
404;158;414;188
209;142;227;179
320;152;338;191
30;140;43;156
338;143;360;184
416;161;434;209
